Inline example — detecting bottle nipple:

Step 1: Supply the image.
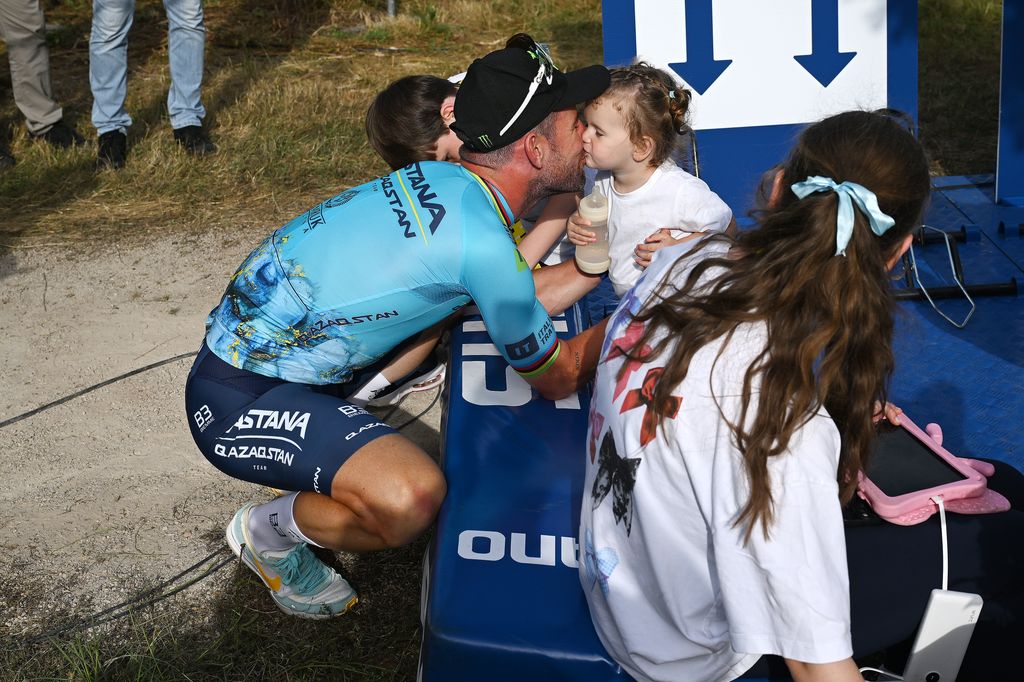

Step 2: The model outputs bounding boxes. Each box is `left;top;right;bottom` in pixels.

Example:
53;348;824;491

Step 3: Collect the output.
584;188;607;210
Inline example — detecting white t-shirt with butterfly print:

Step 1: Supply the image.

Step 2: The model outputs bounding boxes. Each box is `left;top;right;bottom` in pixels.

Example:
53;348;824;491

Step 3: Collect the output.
578;240;853;682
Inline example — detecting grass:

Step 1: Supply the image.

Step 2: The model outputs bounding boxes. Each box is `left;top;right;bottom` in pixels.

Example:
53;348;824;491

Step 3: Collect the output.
4;538;431;680
0;0;1005;678
918;0;1003;175
0;1;1001;249
0;0;604;250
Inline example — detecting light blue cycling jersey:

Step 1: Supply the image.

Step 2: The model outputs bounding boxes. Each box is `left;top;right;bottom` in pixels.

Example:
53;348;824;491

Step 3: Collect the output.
205;161;559;385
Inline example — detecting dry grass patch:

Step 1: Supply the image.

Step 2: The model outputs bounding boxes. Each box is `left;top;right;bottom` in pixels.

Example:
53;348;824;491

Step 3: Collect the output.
0;0;605;251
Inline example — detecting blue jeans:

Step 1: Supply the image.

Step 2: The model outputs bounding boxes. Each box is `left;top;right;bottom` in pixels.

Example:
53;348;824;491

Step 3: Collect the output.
89;0;206;134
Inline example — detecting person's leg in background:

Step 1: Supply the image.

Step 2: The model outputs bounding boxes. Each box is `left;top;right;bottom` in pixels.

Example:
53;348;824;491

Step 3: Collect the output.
163;0;214;155
347;320;449;407
90;0;133;167
0;0;82;150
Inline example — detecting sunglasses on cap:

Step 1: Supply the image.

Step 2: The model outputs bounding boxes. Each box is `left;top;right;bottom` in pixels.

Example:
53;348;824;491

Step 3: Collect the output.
499;41;557;137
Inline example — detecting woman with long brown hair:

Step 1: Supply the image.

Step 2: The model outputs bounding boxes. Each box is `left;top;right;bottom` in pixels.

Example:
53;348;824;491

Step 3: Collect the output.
578;110;1024;681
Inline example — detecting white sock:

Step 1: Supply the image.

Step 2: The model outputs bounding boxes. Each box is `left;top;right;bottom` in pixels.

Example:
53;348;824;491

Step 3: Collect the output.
347;371;390;406
246;492;322;553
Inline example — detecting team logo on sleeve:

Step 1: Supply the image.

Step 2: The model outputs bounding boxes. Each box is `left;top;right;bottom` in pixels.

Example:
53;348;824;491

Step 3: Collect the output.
505;333;539;361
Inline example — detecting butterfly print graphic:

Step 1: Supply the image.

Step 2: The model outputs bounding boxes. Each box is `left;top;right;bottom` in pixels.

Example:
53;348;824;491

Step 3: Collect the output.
606;320;653;400
588;409;605;463
583;529;619;596
620;367;682;447
591;432;641;535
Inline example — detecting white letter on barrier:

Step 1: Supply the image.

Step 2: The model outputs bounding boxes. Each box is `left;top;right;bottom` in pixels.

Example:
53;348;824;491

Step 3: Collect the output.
457;530;505;561
510;532;556;566
462;361;532;406
554;393;581;410
560;536;579;568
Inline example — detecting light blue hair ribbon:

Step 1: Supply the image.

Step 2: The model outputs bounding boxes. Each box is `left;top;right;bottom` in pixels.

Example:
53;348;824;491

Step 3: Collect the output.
791;176;896;256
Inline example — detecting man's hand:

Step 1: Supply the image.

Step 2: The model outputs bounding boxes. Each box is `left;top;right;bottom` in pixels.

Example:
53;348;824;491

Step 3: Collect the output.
525;317;609;401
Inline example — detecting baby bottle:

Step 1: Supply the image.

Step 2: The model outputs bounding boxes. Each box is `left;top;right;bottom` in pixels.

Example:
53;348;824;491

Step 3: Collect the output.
574;188;610;274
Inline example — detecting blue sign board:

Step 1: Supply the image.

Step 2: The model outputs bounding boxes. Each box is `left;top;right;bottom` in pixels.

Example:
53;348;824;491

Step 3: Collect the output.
601;0;918;218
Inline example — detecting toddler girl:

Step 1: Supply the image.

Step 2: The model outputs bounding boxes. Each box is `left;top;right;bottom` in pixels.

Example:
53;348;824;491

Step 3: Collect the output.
566;63;734;297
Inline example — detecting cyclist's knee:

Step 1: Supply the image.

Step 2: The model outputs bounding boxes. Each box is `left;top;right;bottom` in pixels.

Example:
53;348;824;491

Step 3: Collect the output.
334;455;446;548
385;472;446;546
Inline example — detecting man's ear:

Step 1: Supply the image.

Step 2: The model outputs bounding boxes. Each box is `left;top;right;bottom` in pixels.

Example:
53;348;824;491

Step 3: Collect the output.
632;135;655;164
523;130;545;170
439;95;456;125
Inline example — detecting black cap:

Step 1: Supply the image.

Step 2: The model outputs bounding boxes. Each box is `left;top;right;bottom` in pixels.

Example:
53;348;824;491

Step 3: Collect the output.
452;41;609;153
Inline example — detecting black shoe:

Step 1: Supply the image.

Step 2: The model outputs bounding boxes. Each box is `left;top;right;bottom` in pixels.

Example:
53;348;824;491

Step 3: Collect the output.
97;131;127;169
173;125;216;156
34;120;86;149
0;145;14;169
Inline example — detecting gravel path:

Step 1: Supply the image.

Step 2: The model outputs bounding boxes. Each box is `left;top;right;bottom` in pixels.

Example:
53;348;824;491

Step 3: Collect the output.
0;232;443;639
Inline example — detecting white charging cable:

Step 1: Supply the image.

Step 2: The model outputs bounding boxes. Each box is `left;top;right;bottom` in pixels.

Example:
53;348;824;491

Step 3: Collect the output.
931;494;949;591
858;495;950;680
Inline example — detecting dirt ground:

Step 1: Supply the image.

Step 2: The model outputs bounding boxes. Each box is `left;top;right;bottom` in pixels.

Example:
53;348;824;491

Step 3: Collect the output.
0;231;443;640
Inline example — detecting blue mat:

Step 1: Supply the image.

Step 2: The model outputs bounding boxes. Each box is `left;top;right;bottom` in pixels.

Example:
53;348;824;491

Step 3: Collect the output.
890;178;1024;470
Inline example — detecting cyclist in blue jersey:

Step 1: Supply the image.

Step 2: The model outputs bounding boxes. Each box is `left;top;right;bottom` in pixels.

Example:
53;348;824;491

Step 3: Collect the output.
185;38;610;618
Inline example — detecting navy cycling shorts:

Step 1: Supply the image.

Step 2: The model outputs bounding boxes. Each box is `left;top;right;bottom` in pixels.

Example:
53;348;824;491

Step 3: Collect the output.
184;342;398;494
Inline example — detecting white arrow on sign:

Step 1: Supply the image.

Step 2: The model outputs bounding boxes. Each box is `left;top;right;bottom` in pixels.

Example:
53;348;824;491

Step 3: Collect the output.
635;0;889;131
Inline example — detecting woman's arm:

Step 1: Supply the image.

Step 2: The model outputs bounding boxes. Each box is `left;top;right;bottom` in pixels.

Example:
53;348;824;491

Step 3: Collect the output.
517;192;578;267
784;657;863;682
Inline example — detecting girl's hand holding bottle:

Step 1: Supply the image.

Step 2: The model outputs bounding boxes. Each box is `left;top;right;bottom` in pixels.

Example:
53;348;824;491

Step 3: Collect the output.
568;210;595;245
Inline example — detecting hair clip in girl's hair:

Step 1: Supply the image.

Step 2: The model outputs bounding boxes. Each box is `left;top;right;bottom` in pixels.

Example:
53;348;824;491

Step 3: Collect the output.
668;90;676;100
791;176;895;256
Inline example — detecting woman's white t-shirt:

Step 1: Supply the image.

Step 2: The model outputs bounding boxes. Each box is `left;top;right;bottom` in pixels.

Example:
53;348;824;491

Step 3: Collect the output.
579;241;853;682
587;161;732;297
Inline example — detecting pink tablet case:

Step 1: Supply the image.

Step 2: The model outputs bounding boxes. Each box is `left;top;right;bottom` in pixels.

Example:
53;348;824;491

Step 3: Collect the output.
857;416;1010;525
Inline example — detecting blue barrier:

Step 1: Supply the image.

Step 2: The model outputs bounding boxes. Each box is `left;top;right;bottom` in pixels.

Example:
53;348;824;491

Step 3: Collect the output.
418;303;631;680
417;298;782;680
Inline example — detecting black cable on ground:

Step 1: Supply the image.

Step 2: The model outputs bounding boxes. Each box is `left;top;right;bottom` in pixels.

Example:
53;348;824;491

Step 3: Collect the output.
0;351;197;430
